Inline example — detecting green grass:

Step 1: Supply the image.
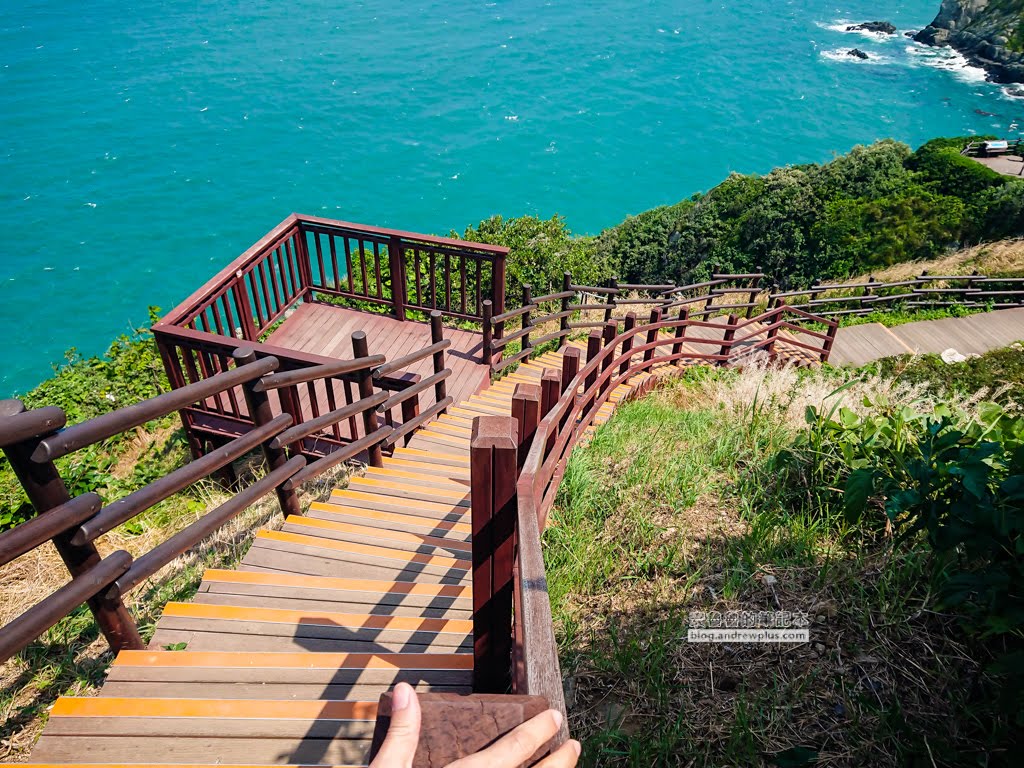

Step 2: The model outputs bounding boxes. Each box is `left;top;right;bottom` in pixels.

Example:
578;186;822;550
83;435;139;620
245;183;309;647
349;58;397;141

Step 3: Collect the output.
867;342;1024;403
544;369;1011;766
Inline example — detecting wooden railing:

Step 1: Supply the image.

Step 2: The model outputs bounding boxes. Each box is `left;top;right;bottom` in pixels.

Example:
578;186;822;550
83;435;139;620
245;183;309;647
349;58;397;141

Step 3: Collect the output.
299;215;508;322
768;272;1024;319
162;214;508;334
0;332;452;662
466;304;837;746
483;272;797;372
155;214;505;459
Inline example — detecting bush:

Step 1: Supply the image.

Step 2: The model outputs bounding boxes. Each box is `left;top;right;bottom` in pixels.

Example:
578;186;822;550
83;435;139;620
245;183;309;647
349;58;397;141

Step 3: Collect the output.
0;312;171;530
788;396;1024;726
459;215;609;303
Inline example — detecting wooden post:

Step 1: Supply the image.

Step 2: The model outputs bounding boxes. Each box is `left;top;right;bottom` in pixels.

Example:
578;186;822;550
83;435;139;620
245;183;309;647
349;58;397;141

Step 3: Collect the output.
604;277;618;322
598;320;617;397
470;416;518;693
765;302;781;357
234;348;301;517
351;332;384;468
491;255;507;317
768;283;781;311
540;369;560;420
232;274;259;341
643;308;662;363
293;223;315;300
560;345;580;395
809;278;822;304
482;300;493;368
511;383;541;470
746;270;762;318
619;313;636;375
521;284;533;353
821;322;838;363
671;307;689;365
559;272;572;334
540;368;561;458
0;400;143;653
719;314;738;365
430;311;448;411
387;237;407;322
583;330;602;414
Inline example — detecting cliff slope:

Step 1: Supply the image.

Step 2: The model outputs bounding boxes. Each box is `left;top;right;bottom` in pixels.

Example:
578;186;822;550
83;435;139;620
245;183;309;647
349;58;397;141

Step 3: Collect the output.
915;0;1024;83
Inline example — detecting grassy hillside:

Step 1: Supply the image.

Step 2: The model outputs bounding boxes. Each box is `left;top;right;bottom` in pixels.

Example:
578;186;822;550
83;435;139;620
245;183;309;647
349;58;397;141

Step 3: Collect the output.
548;355;1024;766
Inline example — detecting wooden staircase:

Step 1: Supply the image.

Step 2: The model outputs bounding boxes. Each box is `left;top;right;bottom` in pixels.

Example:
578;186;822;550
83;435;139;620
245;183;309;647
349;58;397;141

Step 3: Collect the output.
24;340;653;768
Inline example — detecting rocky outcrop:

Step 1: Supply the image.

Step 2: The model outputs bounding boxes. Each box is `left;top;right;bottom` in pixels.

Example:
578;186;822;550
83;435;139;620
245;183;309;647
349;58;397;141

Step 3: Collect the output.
915;0;1024;83
847;21;897;35
848;48;870;59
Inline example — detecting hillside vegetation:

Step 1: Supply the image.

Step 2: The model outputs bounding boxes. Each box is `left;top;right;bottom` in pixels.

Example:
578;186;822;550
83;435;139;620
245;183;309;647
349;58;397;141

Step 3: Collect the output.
549;355;1024;766
463;137;1024;297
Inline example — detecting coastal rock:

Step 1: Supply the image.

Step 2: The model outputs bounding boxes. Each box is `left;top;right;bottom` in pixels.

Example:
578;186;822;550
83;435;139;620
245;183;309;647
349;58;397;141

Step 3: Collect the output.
848;48;870;60
914;0;1024;84
846;21;897;35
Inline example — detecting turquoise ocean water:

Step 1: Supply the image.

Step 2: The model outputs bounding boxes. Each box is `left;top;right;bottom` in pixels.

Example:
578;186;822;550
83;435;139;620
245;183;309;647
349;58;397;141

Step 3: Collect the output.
2;0;1022;396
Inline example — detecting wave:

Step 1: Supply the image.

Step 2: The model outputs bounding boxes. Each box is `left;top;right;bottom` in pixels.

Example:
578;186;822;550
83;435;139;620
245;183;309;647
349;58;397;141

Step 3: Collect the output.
816;19;898;42
820;48;890;65
905;43;989;85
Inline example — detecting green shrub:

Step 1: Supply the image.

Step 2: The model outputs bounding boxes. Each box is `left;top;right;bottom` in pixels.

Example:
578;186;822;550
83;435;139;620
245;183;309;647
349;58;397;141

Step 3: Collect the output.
459;215;609;302
787;396;1024;725
0;311;171;530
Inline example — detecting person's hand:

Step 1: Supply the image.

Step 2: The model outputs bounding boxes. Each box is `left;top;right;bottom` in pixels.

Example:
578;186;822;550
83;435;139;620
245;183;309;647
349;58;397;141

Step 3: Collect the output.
370;682;581;768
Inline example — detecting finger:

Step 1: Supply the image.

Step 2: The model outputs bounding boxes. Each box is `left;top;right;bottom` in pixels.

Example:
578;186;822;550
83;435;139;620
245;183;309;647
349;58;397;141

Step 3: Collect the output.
535;740;582;768
369;682;421;768
448;709;563;768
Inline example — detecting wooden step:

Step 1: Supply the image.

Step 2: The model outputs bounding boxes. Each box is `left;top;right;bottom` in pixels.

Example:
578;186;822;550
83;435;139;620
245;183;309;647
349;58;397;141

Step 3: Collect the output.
363;466;470;493
241;530;470;585
100;650;472;700
281;515;471;557
392;447;470;468
150;602;472;654
382;456;470;480
328;489;468;521
197;569;470;615
346;476;470;506
31;697;377;765
306;502;472;540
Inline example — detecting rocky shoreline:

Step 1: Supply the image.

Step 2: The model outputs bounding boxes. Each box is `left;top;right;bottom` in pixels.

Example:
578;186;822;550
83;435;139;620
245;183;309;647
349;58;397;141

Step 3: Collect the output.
913;0;1024;84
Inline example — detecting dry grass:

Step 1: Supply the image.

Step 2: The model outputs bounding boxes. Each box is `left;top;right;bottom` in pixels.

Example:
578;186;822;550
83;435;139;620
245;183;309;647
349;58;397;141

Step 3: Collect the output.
0;455;355;762
851;238;1024;282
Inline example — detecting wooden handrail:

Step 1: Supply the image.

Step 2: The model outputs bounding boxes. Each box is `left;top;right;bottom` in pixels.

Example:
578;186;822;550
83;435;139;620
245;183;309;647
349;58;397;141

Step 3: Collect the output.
0;550;132;664
71;414;293;545
112;456;306;597
32;356;280;462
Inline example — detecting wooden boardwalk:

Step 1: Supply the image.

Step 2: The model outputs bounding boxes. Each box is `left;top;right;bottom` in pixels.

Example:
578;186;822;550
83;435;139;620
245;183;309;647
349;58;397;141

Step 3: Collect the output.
269;303;490;412
24;341;651;768
829;307;1024;366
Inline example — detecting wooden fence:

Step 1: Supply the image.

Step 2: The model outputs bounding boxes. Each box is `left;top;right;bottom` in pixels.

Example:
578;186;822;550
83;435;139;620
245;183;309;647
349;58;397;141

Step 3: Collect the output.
0;328;453;663
768;272;1024;319
154;214;506;458
466;303;837;745
481;272;837;372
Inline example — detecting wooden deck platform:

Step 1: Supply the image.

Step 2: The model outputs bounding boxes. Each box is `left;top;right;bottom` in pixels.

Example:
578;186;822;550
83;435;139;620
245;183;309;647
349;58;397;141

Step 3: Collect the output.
268;302;490;410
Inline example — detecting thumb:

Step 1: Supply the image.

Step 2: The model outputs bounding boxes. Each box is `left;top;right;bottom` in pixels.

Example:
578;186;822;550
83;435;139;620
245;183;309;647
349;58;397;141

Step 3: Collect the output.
370;682;421;767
